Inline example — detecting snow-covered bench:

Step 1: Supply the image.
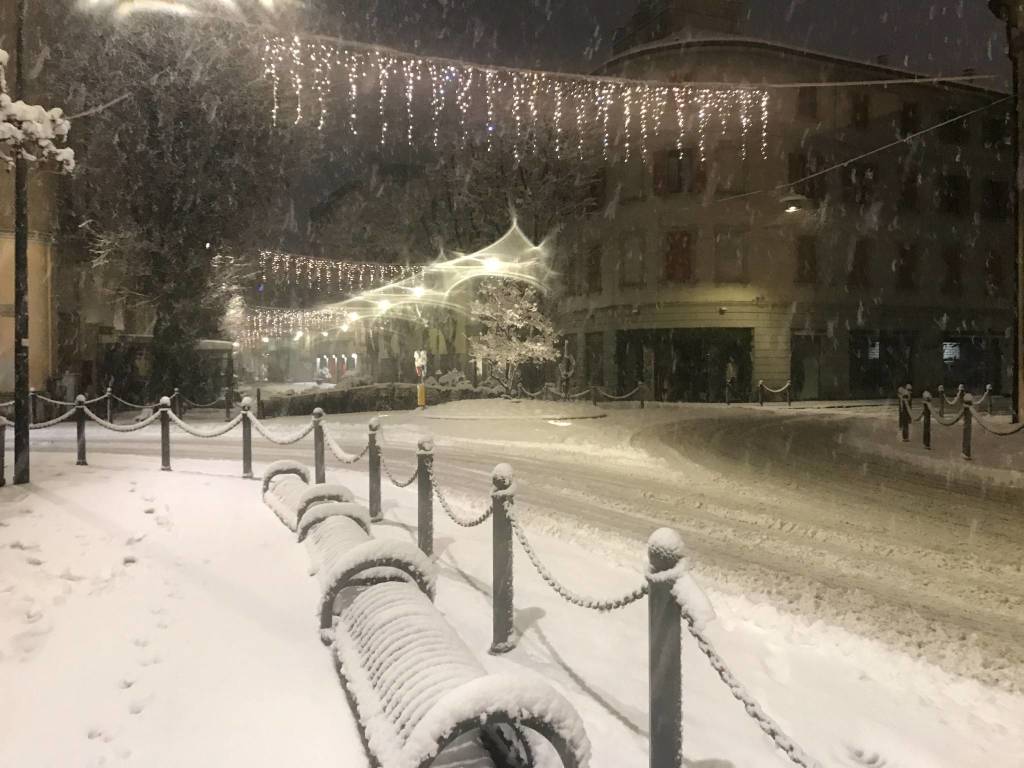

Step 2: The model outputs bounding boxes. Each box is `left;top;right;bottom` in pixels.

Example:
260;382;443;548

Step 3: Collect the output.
332;580;590;768
261;461;436;638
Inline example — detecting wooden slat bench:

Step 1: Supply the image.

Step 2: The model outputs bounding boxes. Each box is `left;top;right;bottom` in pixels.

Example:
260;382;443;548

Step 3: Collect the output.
332;580;590;768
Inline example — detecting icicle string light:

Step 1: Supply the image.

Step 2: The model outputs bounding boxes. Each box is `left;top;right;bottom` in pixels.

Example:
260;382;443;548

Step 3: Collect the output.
257;252;421;295
261;35;771;165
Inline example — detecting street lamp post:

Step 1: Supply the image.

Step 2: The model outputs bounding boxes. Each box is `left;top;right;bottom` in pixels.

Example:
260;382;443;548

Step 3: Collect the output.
990;0;1024;421
13;0;30;483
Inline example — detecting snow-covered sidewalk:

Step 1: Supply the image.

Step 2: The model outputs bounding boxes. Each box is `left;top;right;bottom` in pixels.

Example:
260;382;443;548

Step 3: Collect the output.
0;455;365;768
2;450;1023;767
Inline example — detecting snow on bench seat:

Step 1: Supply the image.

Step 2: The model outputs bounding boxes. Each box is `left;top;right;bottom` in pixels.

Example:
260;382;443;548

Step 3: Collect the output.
261;460;354;533
263;474;309;531
333;581;590;768
311;516;436;639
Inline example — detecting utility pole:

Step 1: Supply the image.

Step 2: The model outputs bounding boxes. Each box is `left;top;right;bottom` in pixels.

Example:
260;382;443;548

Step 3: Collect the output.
990;1;1024;421
13;0;30;482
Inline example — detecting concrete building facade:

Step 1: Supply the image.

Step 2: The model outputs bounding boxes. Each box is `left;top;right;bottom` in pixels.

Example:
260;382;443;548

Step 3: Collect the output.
557;11;1014;401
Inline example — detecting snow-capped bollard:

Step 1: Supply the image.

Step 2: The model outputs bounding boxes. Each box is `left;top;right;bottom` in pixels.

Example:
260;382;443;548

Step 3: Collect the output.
900;391;910;443
256;387;264;420
987;384;994;416
786;380;793;407
896;386;907;439
957;383;966;406
172;387;181;418
241;397;253;479
75;395;87;467
591;381;598;407
223;386;232;422
639;380;647;409
962;394;973;461
105;387;113;423
159;396;171;472
368;418;382;522
648;528;684;768
417;437;435;557
922;392;932;450
311;408;326;485
906;383;913;410
491;462;516;655
758;380;765;406
938;385;946;418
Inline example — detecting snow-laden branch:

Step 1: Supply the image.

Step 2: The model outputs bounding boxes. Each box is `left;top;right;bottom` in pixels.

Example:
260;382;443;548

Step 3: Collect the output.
0;48;75;172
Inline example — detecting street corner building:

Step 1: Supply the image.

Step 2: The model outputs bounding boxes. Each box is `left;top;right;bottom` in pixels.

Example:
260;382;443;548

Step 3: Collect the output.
556;0;1014;403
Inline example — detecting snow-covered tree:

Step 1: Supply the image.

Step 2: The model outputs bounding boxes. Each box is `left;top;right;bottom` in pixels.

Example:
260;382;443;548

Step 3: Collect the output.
0;49;74;172
468;279;559;395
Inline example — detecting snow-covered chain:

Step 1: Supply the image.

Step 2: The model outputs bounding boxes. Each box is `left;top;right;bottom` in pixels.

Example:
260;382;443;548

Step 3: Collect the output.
509;508;649;611
33;392;106;407
249;415;316;445
181;395;221;408
968;407;1024;437
683;614;822;768
381;454;418;488
27;407;77;430
168;411;244;438
324;431;370;464
428;468;494;527
82;406;160;433
597;386;641;401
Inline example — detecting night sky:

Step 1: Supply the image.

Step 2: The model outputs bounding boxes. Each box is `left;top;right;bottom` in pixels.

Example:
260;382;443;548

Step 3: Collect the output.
319;1;1010;84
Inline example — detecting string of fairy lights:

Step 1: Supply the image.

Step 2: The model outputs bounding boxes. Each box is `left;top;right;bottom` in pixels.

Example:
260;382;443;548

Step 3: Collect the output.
257;250;421;293
261;35;771;164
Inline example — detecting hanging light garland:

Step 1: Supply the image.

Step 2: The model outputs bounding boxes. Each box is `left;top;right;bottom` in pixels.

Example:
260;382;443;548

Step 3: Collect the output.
241;306;350;344
257;250;422;295
261;35;771;164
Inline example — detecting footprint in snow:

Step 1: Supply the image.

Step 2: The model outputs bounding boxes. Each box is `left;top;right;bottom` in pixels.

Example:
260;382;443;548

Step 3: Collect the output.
25;556;44;566
125;533;146;545
132;637;149;648
86;728;114;743
9;541;39;551
122;555;138;566
846;746;890;766
118;678;135;690
138;654;162;667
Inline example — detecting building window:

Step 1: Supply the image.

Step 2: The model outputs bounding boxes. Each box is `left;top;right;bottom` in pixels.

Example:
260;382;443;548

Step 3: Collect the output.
653;149;696;195
797;87;818;120
983;115;1010;148
942;247;963;295
843;163;876;206
714;229;747;283
938;174;969;216
894;245;917;292
664;230;694;283
985;250;1003;297
619;233;645;288
899;164;920;212
848;239;872;290
938;109;969;144
586;246;602;294
788;152;825;202
981;179;1010;220
795;236;817;284
899;102;920;137
851;93;870;130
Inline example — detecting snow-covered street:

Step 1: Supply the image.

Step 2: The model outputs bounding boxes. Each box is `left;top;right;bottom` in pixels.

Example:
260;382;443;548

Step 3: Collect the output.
4;400;1024;766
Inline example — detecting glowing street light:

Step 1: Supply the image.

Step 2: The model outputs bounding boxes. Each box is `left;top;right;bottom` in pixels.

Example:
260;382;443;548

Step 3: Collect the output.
484;256;502;271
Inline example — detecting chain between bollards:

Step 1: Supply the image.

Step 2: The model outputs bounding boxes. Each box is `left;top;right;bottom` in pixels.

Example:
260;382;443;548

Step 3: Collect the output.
648;528;684;768
962;393;973;460
490;462;516;655
75;395;87;466
313;408;326;484
417;437;434;557
159;396;171;471
241;397;253;479
368;418;382;522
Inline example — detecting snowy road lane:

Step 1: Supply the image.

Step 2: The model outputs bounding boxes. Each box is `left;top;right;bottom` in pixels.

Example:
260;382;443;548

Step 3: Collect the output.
20;402;1024;692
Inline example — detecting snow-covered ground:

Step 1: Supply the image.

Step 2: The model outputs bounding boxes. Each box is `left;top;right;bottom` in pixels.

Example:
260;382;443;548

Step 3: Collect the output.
3;437;1023;767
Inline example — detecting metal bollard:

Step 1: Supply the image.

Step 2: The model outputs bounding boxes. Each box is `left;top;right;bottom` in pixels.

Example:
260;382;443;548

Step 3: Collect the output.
159;396;171;471
105;387;113;423
896;386;906;435
173;387;181;418
75;395;88;466
786;380;793;407
957;384;965;407
313;408;325;484
987;384;994;416
938;385;946;418
490;463;516;654
417;436;435;557
640;380;646;410
724;380;731;406
962;394;973;460
241;397;253;479
922;392;932;450
368;418;382;522
0;419;5;487
648;528;684;768
591;382;598;407
906;384;913;410
256;387;264;420
758;380;765;406
900;393;910;443
223;386;231;422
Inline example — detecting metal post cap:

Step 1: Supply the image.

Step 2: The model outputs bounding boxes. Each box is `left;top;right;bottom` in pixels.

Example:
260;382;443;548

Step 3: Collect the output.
938;385;945;393
106;387;112;394
648;528;685;573
241;396;253;409
312;407;324;419
417;436;435;453
159;396;171;407
963;393;975;405
987;384;993;391
922;391;932;402
492;463;514;490
368;416;381;432
75;394;86;405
